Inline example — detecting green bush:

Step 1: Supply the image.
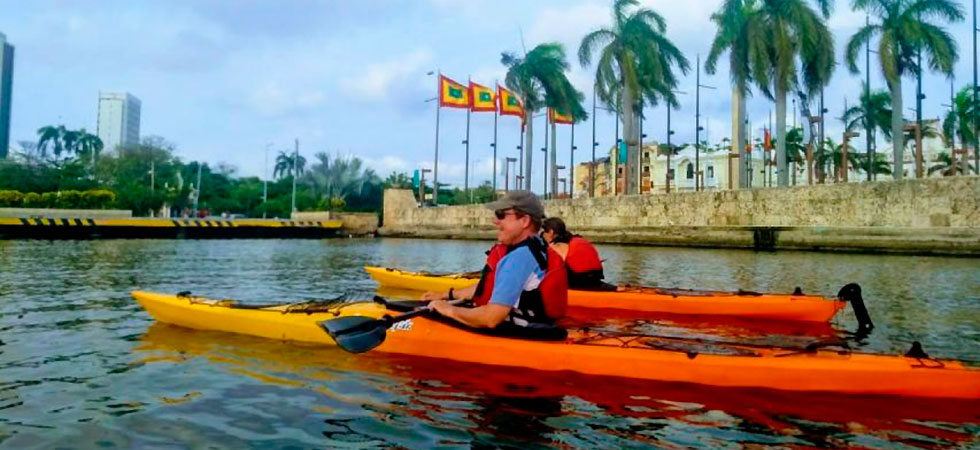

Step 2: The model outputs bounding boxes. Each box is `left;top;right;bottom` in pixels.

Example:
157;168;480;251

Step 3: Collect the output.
315;197;346;211
56;190;83;209
83;189;116;209
0;190;23;207
22;192;43;208
40;192;57;208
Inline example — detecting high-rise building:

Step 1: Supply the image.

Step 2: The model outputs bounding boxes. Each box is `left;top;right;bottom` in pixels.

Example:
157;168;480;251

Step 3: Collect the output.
0;33;14;159
97;91;141;151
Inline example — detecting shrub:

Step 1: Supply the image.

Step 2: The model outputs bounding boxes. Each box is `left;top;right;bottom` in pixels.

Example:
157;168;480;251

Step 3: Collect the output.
0;190;23;207
22;192;43;208
40;192;57;208
83;189;116;209
56;190;83;209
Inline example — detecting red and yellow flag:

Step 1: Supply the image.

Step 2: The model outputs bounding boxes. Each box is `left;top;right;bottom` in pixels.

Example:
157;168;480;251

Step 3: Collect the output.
439;75;469;108
497;85;524;118
549;107;574;125
763;128;772;150
470;82;496;112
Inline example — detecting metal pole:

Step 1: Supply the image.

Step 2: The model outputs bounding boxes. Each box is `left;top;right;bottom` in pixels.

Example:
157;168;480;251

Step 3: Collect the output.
434;70;441;205
974;0;978;173
550;119;557;197
291;138;298;213
666;105;672;194
591;83;597;197
695;54;701;192
464;77;471;202
194;161;202;216
570;122;575;198
866;14;874;181
917;39;924;179
542;113;549;198
638;104;644;193
263;143;269;218
492;98;498;193
614;107;620;196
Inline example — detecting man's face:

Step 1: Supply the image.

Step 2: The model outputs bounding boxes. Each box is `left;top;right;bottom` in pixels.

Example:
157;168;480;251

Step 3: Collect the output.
493;208;529;245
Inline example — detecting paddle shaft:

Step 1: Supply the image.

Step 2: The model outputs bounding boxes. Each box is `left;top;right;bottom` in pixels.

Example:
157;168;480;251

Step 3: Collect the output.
333;298;467;337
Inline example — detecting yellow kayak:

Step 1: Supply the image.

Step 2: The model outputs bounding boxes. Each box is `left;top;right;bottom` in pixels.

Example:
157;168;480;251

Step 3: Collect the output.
364;266;847;322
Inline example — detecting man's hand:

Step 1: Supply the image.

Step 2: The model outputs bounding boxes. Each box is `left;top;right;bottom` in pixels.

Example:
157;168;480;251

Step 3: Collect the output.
428;299;453;316
421;290;446;301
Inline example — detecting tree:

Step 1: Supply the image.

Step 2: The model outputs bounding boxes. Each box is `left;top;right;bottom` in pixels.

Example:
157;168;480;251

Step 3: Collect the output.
706;0;766;187
780;127;808;185
304;152;380;210
383;172;412;189
942;85;980;152
273;150;306;180
846;0;964;180
502;43;586;191
579;0;689;194
929;151;975;176
37;125;71;161
843;84;894;140
815;137;862;181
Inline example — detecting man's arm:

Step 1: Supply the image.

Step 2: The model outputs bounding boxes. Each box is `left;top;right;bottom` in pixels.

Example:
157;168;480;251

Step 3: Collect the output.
421;284;477;301
429;301;511;328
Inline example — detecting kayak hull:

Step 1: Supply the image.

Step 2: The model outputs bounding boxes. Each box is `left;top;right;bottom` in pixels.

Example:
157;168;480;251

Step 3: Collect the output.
132;291;980;399
364;266;846;322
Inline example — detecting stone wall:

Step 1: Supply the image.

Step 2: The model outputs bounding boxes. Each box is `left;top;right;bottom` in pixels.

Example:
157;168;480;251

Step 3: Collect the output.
0;208;133;219
292;211;378;235
379;176;980;255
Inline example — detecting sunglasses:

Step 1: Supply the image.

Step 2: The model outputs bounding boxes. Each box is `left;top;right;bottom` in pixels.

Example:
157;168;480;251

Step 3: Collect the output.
494;209;522;220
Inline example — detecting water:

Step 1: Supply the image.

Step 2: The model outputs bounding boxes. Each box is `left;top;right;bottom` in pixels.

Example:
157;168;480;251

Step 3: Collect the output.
1;238;978;449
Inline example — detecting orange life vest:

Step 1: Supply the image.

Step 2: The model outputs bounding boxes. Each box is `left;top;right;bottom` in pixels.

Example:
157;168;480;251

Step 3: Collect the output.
471;239;568;322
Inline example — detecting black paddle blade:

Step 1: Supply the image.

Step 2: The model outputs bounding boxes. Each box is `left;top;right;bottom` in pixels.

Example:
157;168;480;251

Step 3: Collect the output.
319;316;388;354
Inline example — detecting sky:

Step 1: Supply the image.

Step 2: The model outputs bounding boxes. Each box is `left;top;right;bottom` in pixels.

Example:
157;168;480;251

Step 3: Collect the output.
2;0;976;192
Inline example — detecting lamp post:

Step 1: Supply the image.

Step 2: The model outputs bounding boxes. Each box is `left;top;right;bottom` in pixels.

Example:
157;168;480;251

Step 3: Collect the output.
842;131;860;182
290;138;298;214
591;83;597;197
262;143;271;218
427;70;441;205
694;54;716;192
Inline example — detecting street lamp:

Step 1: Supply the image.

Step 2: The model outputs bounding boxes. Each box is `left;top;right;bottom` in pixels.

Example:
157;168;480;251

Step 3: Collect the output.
426;70;441;205
842;131;860;182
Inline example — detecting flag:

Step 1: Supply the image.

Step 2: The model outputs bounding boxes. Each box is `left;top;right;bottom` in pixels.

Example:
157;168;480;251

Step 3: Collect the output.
439;75;469;108
763;128;772;150
549;107;574;125
497;85;524;118
470;82;496;112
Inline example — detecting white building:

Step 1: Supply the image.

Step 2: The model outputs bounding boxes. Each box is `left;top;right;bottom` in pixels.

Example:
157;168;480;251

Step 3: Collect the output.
97;91;141;151
0;32;13;159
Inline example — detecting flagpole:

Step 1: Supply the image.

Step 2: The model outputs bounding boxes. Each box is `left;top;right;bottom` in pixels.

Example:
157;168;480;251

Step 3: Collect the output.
465;76;472;203
543;111;549;198
590;84;597;197
433;70;441;206
291;138;298;214
493;86;499;194
519;123;524;187
570;121;575;198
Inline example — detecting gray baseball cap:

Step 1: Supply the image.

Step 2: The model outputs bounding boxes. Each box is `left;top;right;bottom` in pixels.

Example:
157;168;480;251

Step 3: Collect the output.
486;190;545;219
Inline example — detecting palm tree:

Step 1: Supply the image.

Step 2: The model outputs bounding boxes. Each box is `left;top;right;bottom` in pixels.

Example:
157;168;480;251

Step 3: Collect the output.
843;84;894;140
846;0;963;180
304;153;380;207
37;125;69;159
579;0;689;195
929;151;975;175
942;85;979;153
502;43;586;191
816;137;862;181
857;151;894;177
753;0;835;187
706;0;766;187
273;150;306;180
75;129;104;166
781;127;808;185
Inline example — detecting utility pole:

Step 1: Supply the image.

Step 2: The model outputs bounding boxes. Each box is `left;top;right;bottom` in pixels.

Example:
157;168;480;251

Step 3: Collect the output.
291;138;298;214
695;55;716;192
263;143;270;218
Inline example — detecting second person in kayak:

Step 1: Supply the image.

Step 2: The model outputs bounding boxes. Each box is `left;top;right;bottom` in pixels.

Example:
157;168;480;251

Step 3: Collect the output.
425;191;568;328
540;217;612;290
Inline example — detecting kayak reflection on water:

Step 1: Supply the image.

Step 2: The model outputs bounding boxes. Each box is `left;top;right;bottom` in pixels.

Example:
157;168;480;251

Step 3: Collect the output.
136;323;980;449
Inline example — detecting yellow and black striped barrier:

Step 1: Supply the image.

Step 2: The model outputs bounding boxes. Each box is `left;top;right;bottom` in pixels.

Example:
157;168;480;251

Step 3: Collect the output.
0;217;343;239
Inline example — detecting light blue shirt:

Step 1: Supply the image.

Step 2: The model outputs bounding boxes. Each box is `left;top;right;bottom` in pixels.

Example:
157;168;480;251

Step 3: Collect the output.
489;243;545;309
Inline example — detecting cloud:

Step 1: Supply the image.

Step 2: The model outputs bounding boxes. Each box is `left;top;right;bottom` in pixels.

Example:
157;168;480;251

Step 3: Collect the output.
341;49;434;102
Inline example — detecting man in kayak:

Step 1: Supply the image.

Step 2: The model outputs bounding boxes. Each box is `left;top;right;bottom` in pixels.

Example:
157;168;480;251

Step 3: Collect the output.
425;191;568;328
540;217;613;290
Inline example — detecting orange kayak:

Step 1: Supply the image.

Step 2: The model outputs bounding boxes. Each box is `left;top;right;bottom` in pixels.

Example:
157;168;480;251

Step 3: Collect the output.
132;291;980;399
364;266;847;322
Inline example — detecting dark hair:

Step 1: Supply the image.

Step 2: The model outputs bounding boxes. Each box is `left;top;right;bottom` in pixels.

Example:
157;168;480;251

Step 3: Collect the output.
542;217;572;243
